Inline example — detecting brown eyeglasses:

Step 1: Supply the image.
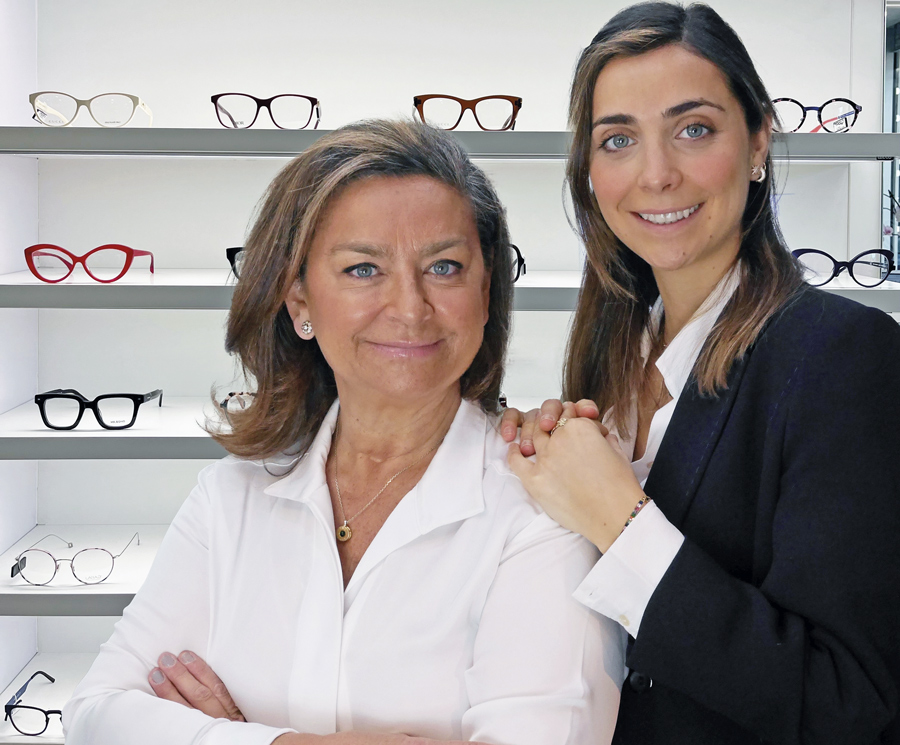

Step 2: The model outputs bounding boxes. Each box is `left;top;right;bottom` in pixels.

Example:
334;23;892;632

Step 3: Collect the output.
412;95;522;131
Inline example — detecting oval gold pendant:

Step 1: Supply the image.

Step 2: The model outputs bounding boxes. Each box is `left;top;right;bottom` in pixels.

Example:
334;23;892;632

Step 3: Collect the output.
337;524;352;542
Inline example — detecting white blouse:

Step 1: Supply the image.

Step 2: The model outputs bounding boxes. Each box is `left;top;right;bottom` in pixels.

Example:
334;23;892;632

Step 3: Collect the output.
63;399;625;745
573;265;741;636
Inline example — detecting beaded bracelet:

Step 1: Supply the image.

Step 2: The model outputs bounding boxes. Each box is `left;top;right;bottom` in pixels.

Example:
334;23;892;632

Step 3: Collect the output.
622;496;652;533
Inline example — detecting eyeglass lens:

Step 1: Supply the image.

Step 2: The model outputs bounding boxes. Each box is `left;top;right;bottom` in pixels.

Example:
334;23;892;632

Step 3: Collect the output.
29;245;132;282
88;94;137;127
8;705;54;735
419;97;516;131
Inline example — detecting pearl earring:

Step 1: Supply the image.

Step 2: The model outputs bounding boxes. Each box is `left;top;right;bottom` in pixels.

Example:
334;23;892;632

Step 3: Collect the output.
751;164;767;183
300;320;313;336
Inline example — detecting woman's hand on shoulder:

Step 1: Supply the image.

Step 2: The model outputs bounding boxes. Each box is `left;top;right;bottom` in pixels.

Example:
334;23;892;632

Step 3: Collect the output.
499;398;602;456
507;401;644;552
149;650;245;722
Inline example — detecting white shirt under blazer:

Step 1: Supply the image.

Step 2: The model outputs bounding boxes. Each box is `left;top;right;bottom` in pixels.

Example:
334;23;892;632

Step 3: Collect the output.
63;399;625;745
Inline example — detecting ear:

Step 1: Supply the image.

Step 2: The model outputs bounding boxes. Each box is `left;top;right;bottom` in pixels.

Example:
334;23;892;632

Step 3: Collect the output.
749;115;772;171
284;280;314;339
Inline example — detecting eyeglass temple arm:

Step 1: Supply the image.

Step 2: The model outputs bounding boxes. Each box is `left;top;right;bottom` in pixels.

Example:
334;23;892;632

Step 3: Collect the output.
314;101;321;130
112;531;141;559
142;389;163;406
32;100;68;124
31;249;75;271
215;102;239;128
138;99;153;127
25;533;73;552
132;248;155;273
6;671;56;707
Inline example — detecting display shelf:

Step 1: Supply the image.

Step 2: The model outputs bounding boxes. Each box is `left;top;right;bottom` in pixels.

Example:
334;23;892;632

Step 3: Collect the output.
0;652;96;743
0;269;583;311
0;127;897;161
0;524;166;616
0;127;571;159
0;397;227;460
806;275;900;312
0;269;235;309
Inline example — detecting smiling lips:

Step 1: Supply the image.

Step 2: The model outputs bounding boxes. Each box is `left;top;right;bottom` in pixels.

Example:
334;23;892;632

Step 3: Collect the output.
637;204;701;225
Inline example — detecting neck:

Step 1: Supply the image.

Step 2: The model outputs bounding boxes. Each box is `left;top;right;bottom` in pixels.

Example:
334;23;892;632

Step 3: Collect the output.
653;255;738;343
333;386;461;467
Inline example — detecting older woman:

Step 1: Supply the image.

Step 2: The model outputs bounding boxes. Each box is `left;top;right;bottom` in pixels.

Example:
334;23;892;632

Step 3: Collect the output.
503;3;900;744
62;120;624;745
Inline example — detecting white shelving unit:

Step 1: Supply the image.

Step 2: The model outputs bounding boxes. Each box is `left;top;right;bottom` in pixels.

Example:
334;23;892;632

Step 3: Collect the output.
0;1;893;740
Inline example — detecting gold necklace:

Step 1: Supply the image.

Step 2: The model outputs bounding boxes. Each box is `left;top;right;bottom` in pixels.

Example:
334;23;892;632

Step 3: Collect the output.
332;430;442;542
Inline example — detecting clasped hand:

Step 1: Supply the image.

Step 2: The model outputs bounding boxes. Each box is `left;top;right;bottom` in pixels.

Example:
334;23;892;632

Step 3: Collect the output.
501;399;647;553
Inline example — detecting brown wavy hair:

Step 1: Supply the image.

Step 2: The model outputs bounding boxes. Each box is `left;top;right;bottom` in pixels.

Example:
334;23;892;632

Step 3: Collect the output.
212;119;513;460
564;1;805;437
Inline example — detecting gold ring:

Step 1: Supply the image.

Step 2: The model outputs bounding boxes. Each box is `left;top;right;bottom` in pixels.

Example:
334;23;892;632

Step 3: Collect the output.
550;418;569;434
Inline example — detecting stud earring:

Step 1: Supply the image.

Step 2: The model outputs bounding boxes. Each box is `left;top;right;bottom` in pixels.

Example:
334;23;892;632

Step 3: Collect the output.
300;320;313;336
751;164;767;183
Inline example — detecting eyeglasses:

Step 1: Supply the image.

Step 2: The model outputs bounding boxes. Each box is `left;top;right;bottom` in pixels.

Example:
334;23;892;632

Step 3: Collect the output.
211;93;321;130
219;391;256;414
11;532;140;586
30;91;153;128
226;246;245;278
510;244;526;283
25;244;155;284
792;248;894;287
4;671;61;736
413;95;522;131
772;97;862;133
227;245;526;283
34;388;163;430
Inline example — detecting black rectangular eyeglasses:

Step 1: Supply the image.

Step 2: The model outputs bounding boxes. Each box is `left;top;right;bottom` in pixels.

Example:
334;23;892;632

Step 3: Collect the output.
4;670;61;736
33;388;162;430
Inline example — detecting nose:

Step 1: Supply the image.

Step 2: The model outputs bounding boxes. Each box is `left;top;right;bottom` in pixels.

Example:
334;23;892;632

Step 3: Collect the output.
385;270;433;325
635;137;682;193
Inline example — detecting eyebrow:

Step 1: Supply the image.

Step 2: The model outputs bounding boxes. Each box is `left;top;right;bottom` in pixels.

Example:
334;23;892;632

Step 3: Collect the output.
592;98;726;130
329;238;467;258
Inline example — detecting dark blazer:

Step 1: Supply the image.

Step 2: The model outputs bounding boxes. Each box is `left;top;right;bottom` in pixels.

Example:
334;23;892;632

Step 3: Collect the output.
613;287;900;745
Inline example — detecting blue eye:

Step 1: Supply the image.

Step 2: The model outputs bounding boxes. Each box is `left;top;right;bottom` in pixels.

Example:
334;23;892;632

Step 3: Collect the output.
601;133;634;151
680;123;710;139
345;263;377;278
430;259;461;276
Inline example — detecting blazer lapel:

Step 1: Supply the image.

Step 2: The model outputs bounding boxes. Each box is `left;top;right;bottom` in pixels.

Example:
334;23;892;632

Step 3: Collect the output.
643;352;750;529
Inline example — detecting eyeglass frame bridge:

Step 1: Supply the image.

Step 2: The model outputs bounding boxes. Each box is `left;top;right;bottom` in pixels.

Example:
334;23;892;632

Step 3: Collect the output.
791;248;895;287
29;91;153;128
10;532;141;586
24;243;155;284
412;94;523;132
4;670;61;736
772;97;862;133
33;388;163;430
211;93;321;130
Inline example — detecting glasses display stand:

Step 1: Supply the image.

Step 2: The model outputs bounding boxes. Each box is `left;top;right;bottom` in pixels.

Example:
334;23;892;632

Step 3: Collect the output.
0;653;95;743
0;525;166;616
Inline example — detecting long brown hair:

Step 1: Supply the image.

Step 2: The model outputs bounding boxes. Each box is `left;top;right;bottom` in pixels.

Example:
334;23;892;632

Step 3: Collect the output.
212;119;513;460
564;1;805;436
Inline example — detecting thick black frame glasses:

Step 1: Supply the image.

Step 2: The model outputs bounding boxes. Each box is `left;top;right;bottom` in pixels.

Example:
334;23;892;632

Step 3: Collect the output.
772;97;862;133
510;244;526;283
11;532;141;586
211;93;321;130
792;248;895;287
34;388;163;430
228;245;525;283
4;670;61;736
